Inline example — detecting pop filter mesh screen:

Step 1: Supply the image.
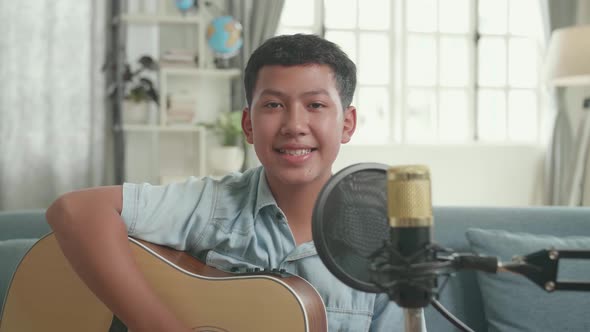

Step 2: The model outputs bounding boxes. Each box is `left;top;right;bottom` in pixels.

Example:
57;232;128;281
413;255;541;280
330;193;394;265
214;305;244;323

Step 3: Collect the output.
313;163;390;292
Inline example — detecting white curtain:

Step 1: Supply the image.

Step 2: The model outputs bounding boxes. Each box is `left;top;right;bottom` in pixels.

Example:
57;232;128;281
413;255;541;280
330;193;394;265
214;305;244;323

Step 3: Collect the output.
228;0;285;170
542;0;581;205
571;0;590;205
0;1;107;210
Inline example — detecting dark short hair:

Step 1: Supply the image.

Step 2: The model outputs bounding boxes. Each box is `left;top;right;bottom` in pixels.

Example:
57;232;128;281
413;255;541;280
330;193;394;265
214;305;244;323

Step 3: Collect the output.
244;34;357;110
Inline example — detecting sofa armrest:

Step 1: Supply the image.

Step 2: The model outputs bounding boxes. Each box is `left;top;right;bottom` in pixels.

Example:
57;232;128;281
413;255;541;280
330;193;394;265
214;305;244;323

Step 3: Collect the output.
0;210;50;241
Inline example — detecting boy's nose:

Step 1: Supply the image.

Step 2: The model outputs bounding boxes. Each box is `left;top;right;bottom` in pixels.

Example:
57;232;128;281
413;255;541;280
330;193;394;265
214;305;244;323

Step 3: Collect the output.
280;107;309;136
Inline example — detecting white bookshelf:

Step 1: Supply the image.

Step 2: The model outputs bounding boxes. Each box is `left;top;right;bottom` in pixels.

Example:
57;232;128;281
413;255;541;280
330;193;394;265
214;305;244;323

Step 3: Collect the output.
121;0;237;184
160;66;241;77
123;124;202;132
120;14;202;24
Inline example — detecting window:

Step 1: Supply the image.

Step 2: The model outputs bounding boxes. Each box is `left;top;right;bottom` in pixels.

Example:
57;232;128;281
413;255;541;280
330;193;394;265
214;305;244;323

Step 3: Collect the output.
277;0;546;145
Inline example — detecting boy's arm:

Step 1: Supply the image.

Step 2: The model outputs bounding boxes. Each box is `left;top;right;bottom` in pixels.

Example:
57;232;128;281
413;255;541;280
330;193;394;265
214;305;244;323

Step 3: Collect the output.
46;186;191;332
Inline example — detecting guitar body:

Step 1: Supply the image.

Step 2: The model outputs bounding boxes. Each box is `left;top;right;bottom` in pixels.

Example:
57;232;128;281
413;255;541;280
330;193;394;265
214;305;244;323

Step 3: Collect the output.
0;233;327;332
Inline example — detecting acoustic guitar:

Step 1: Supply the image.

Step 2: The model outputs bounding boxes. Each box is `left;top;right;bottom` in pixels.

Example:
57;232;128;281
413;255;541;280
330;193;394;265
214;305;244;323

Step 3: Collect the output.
0;233;327;331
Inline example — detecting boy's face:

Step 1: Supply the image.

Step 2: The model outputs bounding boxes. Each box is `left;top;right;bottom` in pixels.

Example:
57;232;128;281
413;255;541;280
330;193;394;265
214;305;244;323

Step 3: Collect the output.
242;64;356;189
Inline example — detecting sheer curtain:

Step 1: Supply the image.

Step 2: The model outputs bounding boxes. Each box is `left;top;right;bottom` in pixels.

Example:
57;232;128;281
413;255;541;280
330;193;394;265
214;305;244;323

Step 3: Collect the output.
0;1;107;210
577;1;590;205
541;0;581;205
228;0;285;169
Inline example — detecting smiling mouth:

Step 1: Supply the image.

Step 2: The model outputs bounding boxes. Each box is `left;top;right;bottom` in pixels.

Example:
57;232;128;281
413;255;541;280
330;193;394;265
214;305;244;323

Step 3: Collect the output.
277;148;317;156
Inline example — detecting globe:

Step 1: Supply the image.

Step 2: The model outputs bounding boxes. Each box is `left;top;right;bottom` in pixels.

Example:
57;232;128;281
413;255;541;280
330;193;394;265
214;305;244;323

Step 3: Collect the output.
206;16;244;59
175;0;195;13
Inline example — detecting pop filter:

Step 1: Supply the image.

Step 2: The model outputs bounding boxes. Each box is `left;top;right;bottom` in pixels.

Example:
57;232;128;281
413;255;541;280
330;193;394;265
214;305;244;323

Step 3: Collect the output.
312;163;390;293
313;163;590;332
312;163;455;331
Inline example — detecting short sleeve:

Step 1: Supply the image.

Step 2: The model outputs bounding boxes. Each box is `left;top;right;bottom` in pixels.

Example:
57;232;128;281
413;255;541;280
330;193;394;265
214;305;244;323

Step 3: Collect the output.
120;176;218;251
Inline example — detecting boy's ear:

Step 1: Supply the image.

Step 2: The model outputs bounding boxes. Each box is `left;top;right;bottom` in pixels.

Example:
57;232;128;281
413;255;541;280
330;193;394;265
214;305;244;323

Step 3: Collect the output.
242;107;254;144
341;106;357;144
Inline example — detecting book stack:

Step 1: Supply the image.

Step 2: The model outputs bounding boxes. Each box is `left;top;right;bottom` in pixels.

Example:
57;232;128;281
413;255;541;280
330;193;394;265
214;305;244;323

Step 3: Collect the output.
167;92;198;125
160;49;198;67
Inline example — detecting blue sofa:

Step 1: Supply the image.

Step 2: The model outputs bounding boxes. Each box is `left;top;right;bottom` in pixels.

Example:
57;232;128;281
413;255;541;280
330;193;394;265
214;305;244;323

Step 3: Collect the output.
1;207;589;331
425;207;590;332
0;209;50;319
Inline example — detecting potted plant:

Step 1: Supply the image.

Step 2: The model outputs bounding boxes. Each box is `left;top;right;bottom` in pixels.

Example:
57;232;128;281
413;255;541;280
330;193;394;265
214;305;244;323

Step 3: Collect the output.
200;111;245;174
122;56;159;124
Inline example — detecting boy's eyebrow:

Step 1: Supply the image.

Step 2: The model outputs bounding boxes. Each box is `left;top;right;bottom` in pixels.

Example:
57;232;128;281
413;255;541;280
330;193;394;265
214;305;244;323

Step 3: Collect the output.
259;89;331;98
259;89;286;97
301;89;331;97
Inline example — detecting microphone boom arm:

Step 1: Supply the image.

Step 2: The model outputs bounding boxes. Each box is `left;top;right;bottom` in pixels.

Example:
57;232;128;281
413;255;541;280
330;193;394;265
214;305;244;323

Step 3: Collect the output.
370;243;590;298
499;249;590;292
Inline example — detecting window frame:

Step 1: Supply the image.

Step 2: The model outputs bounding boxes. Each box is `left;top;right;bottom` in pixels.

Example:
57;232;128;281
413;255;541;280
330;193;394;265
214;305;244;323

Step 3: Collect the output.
276;0;546;145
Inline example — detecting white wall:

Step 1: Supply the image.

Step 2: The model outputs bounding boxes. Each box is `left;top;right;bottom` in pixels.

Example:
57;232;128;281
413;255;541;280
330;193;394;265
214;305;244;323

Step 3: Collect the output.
333;144;546;207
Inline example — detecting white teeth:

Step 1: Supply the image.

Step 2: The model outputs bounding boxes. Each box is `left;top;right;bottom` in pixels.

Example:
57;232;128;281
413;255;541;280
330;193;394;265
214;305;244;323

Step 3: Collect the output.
279;149;312;156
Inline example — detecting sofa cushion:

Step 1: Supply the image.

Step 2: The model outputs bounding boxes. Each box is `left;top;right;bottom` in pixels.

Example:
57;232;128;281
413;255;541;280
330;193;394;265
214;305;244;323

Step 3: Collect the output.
466;228;590;332
0;238;38;313
0;210;49;241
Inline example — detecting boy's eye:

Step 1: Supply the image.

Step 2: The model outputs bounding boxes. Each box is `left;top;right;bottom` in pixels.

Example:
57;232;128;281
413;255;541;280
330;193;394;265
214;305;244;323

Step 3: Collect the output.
265;102;282;109
309;103;325;109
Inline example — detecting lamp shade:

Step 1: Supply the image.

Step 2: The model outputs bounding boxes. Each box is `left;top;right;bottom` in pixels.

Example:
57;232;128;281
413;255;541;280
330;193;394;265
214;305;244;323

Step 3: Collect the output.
544;24;590;86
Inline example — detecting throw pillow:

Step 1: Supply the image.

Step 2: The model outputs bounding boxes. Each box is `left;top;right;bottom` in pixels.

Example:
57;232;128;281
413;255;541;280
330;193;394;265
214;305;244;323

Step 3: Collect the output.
466;228;590;332
0;238;38;312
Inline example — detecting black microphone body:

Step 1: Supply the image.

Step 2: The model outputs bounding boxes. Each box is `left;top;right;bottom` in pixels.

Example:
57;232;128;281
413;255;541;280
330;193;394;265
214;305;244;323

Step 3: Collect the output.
389;227;436;308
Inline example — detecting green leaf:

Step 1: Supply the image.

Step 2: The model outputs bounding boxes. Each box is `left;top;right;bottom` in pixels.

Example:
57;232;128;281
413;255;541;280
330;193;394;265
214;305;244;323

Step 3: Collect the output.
198;111;243;146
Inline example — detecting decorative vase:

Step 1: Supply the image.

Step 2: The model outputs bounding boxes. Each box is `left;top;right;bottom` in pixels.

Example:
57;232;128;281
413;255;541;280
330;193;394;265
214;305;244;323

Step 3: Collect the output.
123;100;150;124
208;146;244;175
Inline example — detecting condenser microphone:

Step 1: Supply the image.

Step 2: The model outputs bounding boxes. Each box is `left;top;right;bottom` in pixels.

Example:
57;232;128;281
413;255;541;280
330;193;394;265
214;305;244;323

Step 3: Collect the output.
311;162;438;304
312;163;590;332
384;165;436;308
311;163;435;331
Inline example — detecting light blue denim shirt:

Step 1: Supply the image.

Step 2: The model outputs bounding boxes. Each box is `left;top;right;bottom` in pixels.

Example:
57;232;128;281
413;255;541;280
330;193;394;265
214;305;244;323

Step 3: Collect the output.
121;166;424;331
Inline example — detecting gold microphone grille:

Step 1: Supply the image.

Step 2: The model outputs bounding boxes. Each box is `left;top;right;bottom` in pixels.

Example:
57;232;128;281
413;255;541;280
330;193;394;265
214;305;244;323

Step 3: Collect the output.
387;165;433;227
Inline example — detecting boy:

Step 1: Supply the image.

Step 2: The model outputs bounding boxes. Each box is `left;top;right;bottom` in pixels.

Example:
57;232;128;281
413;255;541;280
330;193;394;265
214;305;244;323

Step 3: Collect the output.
48;34;410;331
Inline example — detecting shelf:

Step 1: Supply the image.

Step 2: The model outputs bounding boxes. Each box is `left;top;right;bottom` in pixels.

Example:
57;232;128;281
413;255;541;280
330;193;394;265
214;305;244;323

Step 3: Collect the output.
120;2;229;183
120;14;202;24
160;66;241;78
123;124;203;132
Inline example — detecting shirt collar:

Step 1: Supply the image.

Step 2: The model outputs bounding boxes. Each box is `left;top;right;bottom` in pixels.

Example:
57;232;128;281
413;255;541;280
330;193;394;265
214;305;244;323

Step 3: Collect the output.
254;167;278;219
